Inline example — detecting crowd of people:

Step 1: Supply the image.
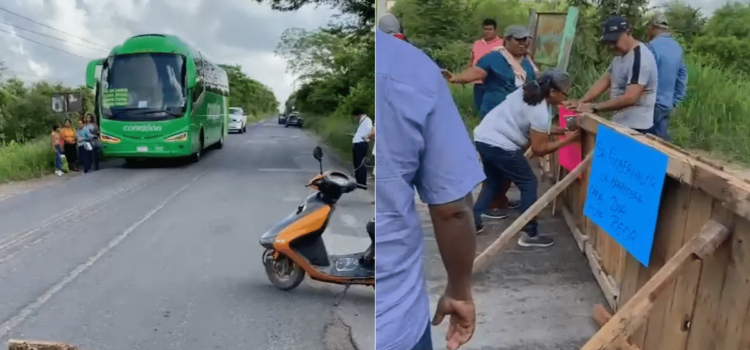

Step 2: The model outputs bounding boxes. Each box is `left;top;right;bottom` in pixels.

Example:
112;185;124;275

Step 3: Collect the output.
50;113;101;176
375;11;687;350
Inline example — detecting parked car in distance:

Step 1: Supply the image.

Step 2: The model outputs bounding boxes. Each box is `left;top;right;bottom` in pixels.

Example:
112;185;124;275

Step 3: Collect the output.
285;112;303;128
229;107;247;133
278;113;287;125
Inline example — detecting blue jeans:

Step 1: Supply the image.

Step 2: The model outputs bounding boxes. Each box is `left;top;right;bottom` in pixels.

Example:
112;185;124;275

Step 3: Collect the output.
646;106;672;141
78;145;91;173
411;321;433;350
54;145;63;171
473;142;538;236
473;84;485;116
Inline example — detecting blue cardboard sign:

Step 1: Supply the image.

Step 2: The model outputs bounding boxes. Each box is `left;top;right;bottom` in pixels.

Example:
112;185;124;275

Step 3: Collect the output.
584;125;668;267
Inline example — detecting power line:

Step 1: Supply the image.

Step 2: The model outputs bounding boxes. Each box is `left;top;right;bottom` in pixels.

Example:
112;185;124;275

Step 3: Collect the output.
0;69;63;81
0;6;108;49
0;20;108;53
0;27;92;60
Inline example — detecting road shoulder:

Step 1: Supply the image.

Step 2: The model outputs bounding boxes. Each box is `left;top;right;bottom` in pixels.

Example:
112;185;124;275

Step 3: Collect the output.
417;179;606;349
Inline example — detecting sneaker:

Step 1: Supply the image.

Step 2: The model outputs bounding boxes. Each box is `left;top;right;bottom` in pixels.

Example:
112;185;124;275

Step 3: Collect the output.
481;208;508;220
55;170;63;176
517;233;554;247
506;200;521;210
476;224;485;234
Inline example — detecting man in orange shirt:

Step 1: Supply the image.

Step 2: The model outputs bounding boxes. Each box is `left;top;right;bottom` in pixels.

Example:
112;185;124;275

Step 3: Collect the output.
470;19;504;115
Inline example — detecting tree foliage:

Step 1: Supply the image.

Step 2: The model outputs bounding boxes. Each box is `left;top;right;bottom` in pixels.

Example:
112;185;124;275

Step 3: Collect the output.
0;70;94;144
275;23;373;117
218;64;279;116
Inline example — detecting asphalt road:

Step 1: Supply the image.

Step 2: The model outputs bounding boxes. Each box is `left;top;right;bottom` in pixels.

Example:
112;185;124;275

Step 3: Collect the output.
0;117;375;350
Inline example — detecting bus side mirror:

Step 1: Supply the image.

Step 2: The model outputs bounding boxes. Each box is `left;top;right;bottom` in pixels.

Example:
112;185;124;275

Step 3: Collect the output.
185;60;197;89
86;58;105;89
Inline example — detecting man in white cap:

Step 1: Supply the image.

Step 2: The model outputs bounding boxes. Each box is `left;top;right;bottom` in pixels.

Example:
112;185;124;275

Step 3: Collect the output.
645;12;687;141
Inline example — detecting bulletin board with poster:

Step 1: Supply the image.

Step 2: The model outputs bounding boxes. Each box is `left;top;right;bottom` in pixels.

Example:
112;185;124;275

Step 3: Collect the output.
50;92;83;114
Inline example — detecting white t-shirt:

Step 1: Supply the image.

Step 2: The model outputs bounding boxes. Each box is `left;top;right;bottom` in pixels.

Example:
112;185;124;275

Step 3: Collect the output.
353;115;373;143
473;88;551;151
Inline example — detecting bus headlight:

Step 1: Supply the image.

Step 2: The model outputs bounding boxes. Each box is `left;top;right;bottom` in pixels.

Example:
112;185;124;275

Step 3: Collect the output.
165;132;188;142
100;134;121;144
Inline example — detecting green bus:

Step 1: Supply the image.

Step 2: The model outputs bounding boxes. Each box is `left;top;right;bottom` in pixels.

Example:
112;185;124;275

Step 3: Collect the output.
85;34;229;163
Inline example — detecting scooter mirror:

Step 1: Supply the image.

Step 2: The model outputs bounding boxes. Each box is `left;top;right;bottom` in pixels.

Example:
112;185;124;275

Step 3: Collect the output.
313;146;323;161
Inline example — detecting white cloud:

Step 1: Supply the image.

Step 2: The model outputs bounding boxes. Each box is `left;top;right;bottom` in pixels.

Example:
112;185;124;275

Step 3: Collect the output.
0;0;338;107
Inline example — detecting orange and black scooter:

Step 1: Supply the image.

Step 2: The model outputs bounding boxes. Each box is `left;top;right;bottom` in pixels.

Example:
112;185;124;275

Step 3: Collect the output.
259;146;374;299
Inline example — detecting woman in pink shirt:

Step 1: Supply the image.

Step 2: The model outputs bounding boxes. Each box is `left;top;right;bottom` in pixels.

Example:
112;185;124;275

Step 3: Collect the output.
470;19;504;113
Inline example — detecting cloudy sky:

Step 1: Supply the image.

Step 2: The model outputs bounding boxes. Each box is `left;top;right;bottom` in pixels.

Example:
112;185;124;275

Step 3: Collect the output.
653;0;749;13
0;0;339;107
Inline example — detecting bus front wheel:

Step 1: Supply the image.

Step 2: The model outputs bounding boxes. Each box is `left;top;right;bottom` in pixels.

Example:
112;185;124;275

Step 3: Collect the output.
191;133;204;163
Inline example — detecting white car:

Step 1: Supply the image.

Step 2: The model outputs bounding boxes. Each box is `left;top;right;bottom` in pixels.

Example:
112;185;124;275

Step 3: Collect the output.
229;107;247;133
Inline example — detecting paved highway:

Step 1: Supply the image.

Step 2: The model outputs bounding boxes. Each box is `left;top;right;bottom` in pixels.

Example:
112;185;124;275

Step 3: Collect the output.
0;117;374;350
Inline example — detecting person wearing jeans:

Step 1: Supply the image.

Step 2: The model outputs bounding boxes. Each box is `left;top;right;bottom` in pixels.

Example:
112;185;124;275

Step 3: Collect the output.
473;70;580;247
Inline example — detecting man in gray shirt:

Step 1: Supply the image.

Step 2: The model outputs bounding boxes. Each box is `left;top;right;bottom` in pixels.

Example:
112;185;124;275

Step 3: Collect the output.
567;16;657;132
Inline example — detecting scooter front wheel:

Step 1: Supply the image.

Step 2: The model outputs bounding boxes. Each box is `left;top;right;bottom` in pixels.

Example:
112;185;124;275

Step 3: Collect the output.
263;250;305;291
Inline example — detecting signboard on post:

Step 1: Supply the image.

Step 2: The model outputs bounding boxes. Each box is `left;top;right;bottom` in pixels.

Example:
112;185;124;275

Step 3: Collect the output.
583;125;669;267
51;94;66;113
50;93;83;113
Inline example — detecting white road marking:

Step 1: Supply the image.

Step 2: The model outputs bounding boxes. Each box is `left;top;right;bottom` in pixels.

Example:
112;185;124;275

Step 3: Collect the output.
258;168;320;173
0;169;208;338
339;213;359;230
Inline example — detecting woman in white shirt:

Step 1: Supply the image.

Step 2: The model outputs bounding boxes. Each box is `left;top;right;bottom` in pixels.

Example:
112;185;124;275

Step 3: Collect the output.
473;69;580;247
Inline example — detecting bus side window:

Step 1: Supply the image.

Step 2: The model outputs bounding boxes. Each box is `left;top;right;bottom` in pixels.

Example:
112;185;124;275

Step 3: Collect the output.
192;57;205;103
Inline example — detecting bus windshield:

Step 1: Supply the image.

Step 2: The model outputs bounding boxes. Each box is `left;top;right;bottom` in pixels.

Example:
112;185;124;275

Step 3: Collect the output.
100;53;187;121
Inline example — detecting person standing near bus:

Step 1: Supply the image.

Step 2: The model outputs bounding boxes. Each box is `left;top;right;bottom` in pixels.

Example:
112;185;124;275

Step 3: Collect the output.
60;118;78;172
76;117;93;174
50;125;64;176
351;108;373;190
469;19;504;114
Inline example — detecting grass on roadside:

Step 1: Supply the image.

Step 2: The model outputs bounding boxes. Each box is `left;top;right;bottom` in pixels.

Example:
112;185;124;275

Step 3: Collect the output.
303;114;357;161
0;138;55;183
449;53;750;165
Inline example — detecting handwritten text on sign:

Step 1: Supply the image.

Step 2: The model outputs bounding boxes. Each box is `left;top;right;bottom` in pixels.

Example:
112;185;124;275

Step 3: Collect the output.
584;125;668;267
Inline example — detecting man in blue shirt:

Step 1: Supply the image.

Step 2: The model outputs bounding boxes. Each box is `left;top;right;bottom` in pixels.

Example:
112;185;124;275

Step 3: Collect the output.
646;12;688;141
375;29;486;350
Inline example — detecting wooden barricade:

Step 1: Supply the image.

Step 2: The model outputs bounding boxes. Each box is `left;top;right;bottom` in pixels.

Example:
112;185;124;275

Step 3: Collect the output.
473;113;750;350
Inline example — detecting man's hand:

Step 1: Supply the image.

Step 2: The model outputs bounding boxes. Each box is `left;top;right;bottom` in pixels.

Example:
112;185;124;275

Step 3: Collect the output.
441;69;454;82
563;129;581;141
432;294;476;350
562;100;579;110
575;102;594;113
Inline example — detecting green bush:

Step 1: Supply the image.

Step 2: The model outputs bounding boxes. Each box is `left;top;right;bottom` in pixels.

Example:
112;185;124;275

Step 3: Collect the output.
0;139;55;183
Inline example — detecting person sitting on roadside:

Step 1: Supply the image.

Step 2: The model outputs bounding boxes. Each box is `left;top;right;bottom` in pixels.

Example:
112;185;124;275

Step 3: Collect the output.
442;25;538;118
566;16;657;133
50;125;64;176
473;70;580;247
645;12;688;141
84;113;101;171
60;118;78;172
76;117;93;174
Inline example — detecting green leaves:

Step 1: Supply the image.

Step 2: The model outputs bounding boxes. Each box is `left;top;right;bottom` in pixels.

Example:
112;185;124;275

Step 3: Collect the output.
218;64;279;116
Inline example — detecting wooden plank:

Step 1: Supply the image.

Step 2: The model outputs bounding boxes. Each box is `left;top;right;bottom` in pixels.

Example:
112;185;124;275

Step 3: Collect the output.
526;9;539;61
684;202;735;350
713;217;750;350
473;152;593;274
555;6;579;72
8;340;79;350
592;304;641;350
580;220;730;350
586;244;619;310
642;180;694;349
580;113;750;223
658;188;714;350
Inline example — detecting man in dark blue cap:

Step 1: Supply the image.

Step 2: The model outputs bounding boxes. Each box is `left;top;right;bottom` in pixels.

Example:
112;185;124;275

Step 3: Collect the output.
566;16;657;133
